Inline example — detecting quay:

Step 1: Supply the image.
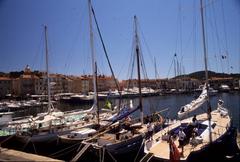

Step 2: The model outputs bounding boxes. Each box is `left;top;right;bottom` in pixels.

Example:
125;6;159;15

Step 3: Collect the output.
0;147;63;162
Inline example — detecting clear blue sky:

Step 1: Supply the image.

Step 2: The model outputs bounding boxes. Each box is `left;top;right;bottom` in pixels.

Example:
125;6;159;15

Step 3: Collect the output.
0;0;239;80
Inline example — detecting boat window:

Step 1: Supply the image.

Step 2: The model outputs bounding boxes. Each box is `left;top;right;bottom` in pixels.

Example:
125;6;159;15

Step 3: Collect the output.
180;107;185;112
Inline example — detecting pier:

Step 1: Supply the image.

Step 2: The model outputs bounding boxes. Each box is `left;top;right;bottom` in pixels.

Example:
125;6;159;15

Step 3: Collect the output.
0;147;63;162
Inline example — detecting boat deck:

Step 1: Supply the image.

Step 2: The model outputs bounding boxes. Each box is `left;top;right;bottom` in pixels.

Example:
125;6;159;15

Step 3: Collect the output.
148;110;230;160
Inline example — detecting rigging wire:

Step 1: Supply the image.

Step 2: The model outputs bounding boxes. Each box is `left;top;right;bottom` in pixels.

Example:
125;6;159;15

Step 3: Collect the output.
211;2;224;73
91;4;122;106
138;23;155;70
179;0;183;60
166;56;175;78
174;3;180;58
127;16;160;113
63;3;87;74
220;0;230;73
138;19;162;93
47;28;58;75
125;23;135;81
126;35;136;90
64;27;82;74
208;2;219;73
32;29;44;71
193;0;197;72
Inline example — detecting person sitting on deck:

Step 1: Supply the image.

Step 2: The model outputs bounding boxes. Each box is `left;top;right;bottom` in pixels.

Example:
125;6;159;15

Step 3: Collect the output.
190;127;203;146
178;127;186;157
144;115;150;124
123;116;132;130
191;115;198;127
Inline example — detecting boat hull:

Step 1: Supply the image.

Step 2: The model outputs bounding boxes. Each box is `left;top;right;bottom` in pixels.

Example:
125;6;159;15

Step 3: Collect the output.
80;134;144;162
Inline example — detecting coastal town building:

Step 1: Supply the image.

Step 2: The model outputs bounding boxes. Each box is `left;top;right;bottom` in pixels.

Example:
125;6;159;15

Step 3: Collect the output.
79;75;117;92
121;77;201;91
0;77;12;98
209;77;238;90
0;65;239;98
14;65;39;96
35;74;70;95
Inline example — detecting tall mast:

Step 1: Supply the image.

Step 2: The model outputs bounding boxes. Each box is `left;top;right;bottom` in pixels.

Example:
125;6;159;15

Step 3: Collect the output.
200;0;212;143
174;54;177;77
95;62;100;124
44;25;51;113
88;0;97;106
154;57;157;79
90;7;123;113
134;16;143;124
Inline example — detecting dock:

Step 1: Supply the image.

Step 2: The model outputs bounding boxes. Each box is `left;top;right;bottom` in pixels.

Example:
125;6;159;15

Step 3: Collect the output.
0;147;63;162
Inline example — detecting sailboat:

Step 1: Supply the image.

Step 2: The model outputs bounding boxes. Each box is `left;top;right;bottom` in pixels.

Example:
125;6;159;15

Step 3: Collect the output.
73;6;165;160
51;0;130;158
142;1;238;161
77;15;143;162
4;23;101;133
0;25;106;158
178;83;207;118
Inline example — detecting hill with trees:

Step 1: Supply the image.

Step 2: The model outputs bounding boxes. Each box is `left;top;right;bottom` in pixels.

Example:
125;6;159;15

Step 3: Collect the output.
175;70;240;80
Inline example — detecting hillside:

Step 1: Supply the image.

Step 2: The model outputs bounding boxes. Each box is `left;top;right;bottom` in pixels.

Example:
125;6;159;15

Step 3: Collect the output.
175;71;240;80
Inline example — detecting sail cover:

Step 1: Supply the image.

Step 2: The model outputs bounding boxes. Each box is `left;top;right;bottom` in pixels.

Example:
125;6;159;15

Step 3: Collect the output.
178;84;207;118
107;105;140;123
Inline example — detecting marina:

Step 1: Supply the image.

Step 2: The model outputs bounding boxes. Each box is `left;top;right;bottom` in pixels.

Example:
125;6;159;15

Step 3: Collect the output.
0;92;239;161
0;0;239;162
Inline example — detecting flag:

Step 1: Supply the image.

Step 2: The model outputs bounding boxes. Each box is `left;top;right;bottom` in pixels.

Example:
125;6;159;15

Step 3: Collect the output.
221;55;227;59
105;100;111;109
169;138;180;162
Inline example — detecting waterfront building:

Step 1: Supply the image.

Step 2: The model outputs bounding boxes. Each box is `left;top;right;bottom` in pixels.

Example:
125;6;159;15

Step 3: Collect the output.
35;74;73;95
209;77;238;90
69;76;87;93
121;77;200;91
79;75;116;92
0;65;238;98
0;77;12;98
16;65;39;96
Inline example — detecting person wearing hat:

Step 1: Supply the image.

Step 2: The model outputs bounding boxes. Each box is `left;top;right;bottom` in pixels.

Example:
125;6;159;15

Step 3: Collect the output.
178;127;186;157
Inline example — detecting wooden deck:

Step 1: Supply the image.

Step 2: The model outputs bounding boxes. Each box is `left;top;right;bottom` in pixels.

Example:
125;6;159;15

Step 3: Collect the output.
0;147;63;161
148;110;231;160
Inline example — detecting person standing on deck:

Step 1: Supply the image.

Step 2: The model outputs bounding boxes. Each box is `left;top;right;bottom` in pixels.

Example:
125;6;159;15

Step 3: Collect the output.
178;127;186;157
169;135;180;162
147;122;154;140
192;115;198;127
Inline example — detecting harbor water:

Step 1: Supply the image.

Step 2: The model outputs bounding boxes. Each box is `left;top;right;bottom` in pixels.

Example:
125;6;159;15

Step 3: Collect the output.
59;92;240;131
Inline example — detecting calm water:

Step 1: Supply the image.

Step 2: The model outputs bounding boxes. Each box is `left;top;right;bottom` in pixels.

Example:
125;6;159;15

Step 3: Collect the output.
59;92;240;131
4;92;239;162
